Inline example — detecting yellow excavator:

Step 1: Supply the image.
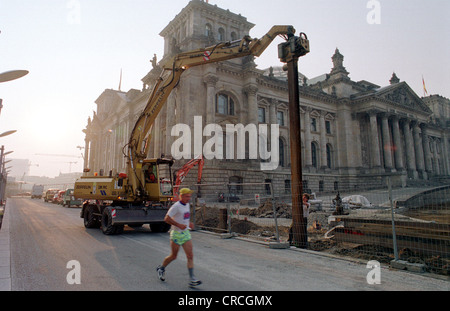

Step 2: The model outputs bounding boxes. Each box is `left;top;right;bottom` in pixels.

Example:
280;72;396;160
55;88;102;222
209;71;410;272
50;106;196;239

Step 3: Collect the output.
74;25;309;235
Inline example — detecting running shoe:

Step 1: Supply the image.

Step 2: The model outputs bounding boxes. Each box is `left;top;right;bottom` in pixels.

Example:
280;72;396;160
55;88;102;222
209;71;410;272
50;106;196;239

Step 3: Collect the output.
156;266;165;281
189;278;202;287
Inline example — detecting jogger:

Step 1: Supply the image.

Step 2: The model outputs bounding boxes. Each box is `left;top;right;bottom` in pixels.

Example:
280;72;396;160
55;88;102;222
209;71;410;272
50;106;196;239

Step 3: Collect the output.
157;188;202;287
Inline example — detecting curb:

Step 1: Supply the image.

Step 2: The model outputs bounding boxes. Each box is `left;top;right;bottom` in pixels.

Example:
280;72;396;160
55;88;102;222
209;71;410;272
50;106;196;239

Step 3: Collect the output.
0;204;11;291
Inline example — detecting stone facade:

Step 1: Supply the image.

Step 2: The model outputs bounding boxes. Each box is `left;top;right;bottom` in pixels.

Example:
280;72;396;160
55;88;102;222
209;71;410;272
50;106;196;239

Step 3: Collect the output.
82;0;449;197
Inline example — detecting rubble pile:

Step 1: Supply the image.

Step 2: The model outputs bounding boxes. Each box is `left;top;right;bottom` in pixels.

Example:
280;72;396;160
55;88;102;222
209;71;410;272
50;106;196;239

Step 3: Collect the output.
239;199;292;218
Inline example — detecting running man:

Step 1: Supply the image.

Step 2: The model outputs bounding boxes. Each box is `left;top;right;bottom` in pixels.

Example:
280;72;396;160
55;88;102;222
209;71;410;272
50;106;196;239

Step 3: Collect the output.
156;188;202;287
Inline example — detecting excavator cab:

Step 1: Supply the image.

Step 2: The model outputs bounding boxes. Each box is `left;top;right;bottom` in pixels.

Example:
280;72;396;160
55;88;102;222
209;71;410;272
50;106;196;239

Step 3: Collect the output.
142;158;174;202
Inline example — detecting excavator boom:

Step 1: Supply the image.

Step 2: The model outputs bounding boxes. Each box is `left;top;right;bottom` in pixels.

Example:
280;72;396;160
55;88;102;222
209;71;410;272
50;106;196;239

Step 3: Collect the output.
126;25;302;202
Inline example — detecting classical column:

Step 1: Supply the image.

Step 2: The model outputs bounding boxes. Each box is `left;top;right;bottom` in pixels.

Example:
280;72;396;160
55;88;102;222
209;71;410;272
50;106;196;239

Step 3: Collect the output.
244;84;259;125
412;122;426;179
380;114;393;171
165;93;176;156
204;74;218;125
83;137;89;170
319;111;328;169
303;107;312;167
369;111;381;168
391;116;404;171
153;115;161;158
420;124;432;175
269;99;277;125
402;119;418;179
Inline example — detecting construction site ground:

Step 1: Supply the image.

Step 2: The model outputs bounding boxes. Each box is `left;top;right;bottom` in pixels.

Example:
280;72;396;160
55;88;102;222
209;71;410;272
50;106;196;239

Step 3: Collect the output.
194;198;450;276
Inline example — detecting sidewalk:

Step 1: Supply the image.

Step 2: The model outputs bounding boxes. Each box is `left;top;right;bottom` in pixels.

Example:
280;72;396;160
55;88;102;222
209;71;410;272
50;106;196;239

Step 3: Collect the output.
0;203;11;291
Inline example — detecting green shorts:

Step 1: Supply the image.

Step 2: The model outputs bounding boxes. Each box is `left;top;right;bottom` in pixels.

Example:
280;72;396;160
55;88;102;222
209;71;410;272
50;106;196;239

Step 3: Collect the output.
170;230;192;246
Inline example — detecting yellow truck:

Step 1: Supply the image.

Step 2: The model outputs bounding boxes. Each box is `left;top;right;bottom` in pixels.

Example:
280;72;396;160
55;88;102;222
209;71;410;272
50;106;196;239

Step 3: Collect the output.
74;25;309;235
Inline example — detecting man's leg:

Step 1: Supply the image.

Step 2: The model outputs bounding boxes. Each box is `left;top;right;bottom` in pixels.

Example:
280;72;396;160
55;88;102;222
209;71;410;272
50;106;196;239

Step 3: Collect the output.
157;240;180;281
182;240;201;286
163;240;180;267
182;240;194;269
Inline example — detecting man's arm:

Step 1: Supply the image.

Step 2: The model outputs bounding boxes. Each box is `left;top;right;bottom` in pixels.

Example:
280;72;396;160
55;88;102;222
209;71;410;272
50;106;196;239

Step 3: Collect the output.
164;214;187;231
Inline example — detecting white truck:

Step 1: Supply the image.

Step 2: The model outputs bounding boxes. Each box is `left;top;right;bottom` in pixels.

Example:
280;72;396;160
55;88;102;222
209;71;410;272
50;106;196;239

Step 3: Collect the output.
31;184;44;199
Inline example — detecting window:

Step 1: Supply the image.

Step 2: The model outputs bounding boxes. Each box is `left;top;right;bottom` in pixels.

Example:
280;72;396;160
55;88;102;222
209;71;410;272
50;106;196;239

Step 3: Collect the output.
284;180;291;194
258;107;266;123
325;120;331;134
334;181;339;191
231;32;237;41
216;94;234;115
311;142;318;168
229;176;243;195
326;144;332;168
311;118;317;132
265;179;272;195
205;24;212;37
277;111;285;126
218;28;225;41
279;138;285;167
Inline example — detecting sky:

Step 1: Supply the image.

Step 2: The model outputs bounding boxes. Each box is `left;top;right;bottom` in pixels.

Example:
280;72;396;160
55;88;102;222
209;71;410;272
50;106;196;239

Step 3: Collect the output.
0;0;448;178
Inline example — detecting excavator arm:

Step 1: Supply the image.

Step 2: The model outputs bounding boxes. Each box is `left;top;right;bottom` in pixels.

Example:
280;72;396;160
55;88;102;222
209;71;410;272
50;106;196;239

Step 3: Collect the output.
126;25;305;201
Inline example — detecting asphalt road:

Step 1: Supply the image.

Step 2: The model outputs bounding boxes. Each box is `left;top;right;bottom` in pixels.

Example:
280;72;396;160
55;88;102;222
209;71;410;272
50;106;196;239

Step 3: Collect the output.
7;197;449;292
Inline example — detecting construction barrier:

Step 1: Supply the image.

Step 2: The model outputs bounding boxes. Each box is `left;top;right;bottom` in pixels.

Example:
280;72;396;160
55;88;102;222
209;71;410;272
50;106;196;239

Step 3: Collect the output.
185;177;449;275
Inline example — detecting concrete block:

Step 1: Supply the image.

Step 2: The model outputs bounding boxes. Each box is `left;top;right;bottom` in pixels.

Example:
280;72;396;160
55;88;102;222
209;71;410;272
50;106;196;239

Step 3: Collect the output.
390;260;426;273
269;242;289;249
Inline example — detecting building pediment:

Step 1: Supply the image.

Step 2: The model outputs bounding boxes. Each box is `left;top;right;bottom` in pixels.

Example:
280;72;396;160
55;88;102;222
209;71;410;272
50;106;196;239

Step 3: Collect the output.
374;82;432;114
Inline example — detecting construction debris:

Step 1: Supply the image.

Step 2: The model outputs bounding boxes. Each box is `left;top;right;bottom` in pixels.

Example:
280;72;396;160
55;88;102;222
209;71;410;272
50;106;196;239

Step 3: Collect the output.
239;199;292;218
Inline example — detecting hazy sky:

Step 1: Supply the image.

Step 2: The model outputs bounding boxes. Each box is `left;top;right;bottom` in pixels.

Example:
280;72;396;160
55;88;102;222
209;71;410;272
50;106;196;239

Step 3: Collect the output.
0;0;448;178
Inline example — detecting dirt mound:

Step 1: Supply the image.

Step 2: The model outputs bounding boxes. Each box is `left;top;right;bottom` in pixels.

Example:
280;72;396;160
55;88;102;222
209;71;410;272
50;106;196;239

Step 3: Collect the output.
239;199;292;218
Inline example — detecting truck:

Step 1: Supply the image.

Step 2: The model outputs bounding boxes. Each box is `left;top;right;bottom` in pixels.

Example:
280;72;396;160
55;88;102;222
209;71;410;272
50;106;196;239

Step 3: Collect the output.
62;189;82;208
31;184;44;199
74;25;309;235
44;189;59;203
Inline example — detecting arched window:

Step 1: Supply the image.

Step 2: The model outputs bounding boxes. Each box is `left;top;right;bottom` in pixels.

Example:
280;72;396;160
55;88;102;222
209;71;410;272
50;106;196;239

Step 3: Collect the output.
216;93;235;115
218;28;225;41
311;142;318;168
229;176;243;194
205;24;212;37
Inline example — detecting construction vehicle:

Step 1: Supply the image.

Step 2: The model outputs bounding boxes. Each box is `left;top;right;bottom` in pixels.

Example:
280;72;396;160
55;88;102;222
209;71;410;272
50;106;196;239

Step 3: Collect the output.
44;189;59;203
74;25;309;235
173;155;204;201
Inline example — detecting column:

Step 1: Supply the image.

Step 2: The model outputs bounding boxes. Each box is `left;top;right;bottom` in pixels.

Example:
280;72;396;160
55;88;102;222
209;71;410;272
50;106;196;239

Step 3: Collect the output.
420;124;432;175
319;111;328;169
380;114;393;171
269;99;277;125
304;107;312;167
83;137;90;173
369;111;381;168
153;116;161;158
244;84;258;125
402;119;418;179
204;74;218;125
412;122;425;179
165;93;176;156
391;116;404;171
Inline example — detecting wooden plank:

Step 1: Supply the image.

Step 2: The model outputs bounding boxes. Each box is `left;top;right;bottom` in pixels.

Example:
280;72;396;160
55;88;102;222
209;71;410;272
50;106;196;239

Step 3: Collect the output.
335;228;450;257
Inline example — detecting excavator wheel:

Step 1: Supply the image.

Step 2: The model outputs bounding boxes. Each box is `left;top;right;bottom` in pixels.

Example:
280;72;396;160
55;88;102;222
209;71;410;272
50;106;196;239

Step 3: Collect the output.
83;205;100;229
101;207;124;235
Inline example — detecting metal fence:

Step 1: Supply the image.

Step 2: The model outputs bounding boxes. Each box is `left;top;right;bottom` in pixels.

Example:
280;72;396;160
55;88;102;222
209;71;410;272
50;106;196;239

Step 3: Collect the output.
186;177;450;275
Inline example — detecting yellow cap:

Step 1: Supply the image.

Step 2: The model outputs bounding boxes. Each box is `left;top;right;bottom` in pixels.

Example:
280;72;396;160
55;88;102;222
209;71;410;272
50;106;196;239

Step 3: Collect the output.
179;188;194;195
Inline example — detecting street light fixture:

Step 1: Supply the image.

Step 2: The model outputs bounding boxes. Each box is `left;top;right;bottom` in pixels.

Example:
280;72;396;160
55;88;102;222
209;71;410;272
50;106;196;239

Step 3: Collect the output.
0;130;17;138
0;70;29;83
